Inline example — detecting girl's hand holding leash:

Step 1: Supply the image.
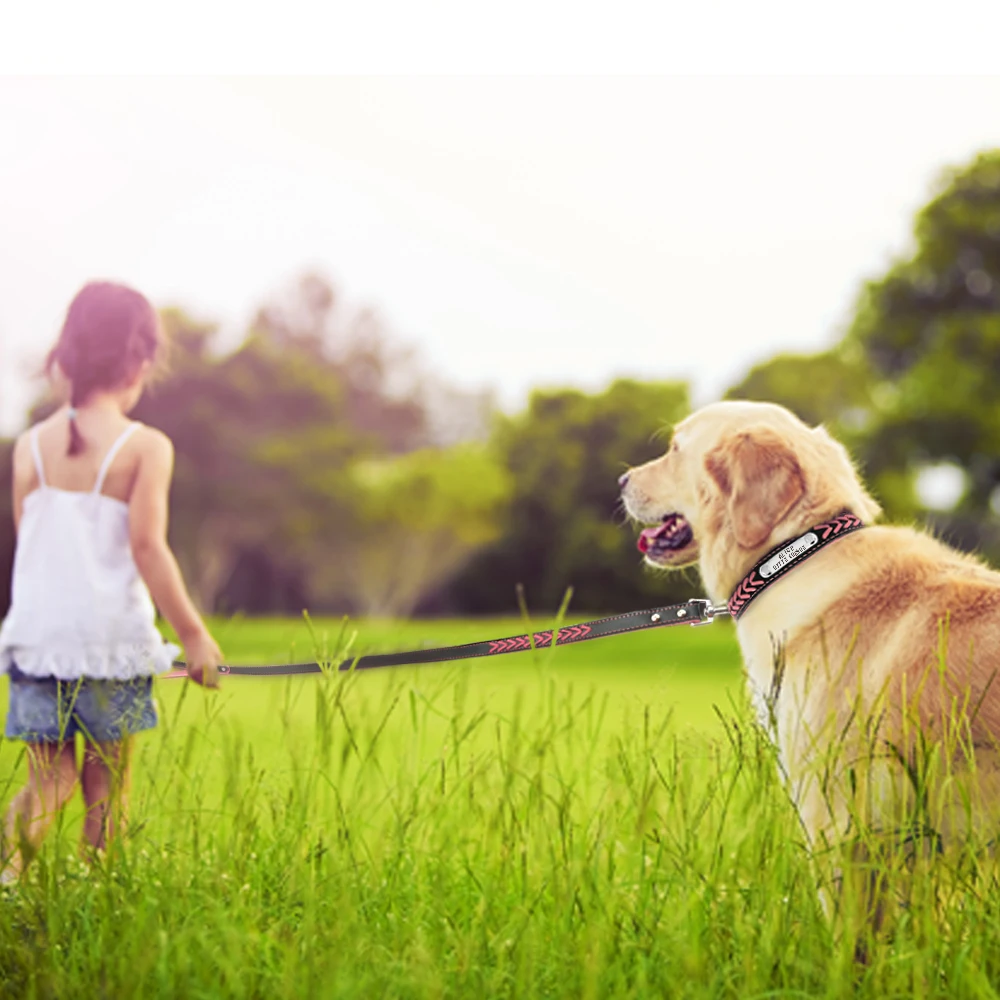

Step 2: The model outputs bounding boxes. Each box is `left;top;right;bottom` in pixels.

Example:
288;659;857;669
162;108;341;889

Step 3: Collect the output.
182;628;222;689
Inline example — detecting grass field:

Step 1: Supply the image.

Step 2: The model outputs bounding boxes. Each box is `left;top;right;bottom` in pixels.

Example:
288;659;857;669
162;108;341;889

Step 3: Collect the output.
3;614;1000;998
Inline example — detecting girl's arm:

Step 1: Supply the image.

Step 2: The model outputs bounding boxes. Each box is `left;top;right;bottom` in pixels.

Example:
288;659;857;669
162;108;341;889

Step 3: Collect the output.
128;427;220;686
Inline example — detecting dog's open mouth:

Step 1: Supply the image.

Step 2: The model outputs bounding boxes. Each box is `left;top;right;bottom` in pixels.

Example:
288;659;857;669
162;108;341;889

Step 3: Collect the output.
637;513;693;558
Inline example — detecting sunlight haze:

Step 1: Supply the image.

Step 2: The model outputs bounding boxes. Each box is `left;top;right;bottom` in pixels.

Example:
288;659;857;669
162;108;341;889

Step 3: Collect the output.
2;75;999;433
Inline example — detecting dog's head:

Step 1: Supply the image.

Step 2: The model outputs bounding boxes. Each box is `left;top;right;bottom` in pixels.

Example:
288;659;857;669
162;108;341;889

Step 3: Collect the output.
619;401;881;599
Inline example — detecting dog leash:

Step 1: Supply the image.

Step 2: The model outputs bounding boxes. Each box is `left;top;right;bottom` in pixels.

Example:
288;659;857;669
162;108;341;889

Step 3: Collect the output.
162;599;731;679
162;510;863;680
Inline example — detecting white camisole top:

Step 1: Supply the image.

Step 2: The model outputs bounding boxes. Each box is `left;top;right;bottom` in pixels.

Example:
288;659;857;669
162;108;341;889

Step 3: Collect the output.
0;423;179;680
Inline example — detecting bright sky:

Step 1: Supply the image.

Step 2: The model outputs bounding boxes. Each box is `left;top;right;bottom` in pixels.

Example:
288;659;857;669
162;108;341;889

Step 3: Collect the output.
2;75;1000;435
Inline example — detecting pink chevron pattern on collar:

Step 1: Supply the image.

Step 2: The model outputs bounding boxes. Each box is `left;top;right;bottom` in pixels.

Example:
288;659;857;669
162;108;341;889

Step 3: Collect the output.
727;511;863;620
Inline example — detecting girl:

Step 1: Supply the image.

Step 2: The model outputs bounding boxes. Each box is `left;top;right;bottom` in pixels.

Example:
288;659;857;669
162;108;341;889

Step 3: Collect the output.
0;281;222;880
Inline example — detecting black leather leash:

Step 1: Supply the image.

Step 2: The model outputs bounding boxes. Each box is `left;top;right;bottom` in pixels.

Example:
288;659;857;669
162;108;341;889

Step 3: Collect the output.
164;598;730;678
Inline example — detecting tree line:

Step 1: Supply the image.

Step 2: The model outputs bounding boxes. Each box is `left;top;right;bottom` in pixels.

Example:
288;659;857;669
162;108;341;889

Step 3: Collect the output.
1;150;998;618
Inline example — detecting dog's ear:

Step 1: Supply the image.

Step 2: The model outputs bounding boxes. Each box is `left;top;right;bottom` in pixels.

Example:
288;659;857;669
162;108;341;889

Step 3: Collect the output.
705;426;805;549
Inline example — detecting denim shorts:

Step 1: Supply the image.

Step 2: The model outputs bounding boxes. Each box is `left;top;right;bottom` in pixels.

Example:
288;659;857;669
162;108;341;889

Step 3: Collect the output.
4;663;159;743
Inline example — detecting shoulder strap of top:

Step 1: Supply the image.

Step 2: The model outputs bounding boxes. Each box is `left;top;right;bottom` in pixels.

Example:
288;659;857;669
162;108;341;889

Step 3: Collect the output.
29;427;47;487
93;423;140;495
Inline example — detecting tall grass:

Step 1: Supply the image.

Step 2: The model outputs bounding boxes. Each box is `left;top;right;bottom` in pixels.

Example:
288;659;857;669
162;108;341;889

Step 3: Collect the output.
2;619;1000;998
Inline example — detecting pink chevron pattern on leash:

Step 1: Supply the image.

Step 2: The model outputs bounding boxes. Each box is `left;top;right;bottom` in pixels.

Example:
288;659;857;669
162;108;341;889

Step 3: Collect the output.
728;512;862;618
488;623;592;655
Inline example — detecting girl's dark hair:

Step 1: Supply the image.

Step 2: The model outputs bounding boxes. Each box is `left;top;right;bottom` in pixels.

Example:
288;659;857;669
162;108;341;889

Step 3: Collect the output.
46;282;164;456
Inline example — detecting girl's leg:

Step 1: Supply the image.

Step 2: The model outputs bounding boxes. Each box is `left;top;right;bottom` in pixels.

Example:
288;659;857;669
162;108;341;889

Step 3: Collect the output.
80;737;133;855
1;742;79;878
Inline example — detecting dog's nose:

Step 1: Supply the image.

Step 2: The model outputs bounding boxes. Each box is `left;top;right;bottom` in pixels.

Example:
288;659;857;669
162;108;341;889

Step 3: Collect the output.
618;472;630;489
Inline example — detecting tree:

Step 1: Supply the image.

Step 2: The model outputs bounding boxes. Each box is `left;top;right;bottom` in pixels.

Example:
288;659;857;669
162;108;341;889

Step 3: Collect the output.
330;444;513;617
725;348;873;437
442;379;694;614
844;151;1000;556
726;150;1000;561
134;319;364;611
250;272;494;453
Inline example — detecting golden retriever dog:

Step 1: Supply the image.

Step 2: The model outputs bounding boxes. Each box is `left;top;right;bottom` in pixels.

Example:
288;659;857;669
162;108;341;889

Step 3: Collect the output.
619;400;1000;929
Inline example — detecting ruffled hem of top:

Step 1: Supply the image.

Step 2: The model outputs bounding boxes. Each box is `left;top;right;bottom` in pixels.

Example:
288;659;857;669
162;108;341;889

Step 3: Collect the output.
0;642;181;681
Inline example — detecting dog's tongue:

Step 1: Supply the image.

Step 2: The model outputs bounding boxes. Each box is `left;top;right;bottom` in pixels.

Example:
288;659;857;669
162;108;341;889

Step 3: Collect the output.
638;517;676;553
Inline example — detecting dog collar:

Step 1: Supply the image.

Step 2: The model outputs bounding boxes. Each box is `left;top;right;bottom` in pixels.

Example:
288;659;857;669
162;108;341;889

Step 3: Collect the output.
727;511;864;620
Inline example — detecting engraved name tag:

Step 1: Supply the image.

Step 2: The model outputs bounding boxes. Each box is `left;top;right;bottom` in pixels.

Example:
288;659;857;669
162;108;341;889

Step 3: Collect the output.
759;532;818;579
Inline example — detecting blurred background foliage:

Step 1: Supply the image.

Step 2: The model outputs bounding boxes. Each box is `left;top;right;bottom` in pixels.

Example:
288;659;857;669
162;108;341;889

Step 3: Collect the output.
2;149;999;617
728;149;1000;561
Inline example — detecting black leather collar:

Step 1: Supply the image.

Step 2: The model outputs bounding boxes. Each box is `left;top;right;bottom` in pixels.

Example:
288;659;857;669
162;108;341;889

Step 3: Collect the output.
727;511;864;620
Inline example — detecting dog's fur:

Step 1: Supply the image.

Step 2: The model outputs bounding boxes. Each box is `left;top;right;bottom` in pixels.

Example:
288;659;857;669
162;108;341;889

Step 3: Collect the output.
620;400;1000;860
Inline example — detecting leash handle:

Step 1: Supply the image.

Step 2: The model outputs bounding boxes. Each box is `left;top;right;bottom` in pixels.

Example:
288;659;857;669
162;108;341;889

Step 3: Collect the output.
162;599;730;678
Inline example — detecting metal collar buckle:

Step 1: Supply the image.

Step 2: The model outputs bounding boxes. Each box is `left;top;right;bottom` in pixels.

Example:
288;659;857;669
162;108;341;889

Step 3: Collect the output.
688;599;731;626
